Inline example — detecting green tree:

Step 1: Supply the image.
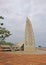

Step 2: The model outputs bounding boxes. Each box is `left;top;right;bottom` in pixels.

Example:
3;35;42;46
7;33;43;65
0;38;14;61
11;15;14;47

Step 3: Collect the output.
0;16;4;19
38;45;42;48
0;16;11;41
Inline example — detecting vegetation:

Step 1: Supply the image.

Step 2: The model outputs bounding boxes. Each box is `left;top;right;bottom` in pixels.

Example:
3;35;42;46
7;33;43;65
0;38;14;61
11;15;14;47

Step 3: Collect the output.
0;16;4;19
0;16;11;41
0;41;13;45
0;16;12;45
38;45;42;48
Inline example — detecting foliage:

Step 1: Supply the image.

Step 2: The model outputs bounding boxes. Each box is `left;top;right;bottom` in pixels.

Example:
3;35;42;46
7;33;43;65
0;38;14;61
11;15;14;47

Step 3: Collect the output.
0;16;11;41
0;23;3;25
38;45;42;48
0;16;4;19
0;41;13;45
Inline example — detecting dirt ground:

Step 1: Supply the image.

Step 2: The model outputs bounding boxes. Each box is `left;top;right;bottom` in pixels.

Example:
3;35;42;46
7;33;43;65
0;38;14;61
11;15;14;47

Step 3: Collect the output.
0;52;46;65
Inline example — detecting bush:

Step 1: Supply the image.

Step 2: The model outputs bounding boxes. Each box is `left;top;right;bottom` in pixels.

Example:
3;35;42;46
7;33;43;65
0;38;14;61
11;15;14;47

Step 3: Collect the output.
0;41;13;45
38;45;42;48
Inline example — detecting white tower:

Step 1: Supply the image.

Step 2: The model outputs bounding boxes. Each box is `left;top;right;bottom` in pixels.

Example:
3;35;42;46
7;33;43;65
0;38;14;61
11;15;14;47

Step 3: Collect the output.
24;17;35;51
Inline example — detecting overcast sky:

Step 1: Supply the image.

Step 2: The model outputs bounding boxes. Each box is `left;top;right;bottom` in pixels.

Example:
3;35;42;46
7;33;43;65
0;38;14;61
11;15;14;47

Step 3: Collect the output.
0;0;46;47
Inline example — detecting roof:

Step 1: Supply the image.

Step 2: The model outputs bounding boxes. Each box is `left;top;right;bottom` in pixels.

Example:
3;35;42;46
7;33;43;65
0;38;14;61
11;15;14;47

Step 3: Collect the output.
16;41;24;48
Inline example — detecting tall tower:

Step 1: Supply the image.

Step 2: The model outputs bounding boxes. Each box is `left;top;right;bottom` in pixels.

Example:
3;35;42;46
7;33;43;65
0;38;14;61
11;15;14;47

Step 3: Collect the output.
24;17;35;51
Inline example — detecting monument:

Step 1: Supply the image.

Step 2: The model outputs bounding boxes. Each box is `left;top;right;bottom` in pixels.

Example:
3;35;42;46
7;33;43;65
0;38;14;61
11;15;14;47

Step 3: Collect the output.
24;17;35;51
13;17;35;52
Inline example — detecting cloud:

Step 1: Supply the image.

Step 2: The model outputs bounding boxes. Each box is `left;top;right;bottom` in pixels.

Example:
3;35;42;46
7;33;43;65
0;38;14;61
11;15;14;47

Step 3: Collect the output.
0;0;46;46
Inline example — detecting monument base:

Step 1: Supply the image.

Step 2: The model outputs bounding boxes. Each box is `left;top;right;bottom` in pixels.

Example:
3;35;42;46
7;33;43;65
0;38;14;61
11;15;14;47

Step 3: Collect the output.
24;46;35;51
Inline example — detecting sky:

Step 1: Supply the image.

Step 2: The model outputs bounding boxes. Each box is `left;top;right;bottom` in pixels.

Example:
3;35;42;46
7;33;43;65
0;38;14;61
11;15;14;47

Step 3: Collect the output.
0;0;46;47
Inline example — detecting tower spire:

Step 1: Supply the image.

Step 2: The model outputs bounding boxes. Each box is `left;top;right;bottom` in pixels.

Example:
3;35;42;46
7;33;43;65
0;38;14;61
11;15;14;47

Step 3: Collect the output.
24;17;35;51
